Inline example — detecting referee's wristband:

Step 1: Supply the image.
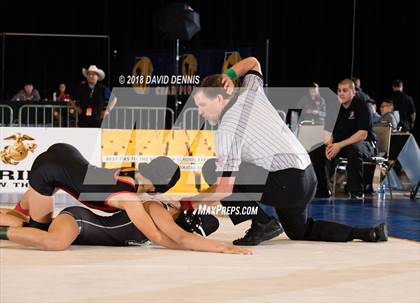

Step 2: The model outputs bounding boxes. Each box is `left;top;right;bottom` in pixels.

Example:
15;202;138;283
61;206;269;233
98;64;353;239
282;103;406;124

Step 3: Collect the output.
339;143;344;149
224;68;238;81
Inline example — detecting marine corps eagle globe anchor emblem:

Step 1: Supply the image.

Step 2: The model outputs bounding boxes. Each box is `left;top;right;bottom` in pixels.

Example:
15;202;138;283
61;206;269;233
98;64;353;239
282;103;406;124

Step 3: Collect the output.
1;133;37;165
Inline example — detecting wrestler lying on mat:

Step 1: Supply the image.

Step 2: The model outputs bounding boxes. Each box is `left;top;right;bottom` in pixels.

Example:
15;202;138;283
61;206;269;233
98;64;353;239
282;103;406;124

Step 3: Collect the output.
0;205;251;255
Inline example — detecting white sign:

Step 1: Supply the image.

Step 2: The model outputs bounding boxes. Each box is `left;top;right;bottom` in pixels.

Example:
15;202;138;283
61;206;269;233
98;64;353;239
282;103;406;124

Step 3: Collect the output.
0;127;101;194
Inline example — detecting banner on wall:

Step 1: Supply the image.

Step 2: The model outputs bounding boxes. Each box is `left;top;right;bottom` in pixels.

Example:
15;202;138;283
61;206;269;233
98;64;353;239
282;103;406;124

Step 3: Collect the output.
101;129;216;193
127;48;253;96
0;127;101;194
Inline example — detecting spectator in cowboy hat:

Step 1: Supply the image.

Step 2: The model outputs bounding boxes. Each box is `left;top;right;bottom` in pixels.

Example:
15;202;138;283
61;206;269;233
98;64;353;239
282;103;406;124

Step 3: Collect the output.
70;65;116;127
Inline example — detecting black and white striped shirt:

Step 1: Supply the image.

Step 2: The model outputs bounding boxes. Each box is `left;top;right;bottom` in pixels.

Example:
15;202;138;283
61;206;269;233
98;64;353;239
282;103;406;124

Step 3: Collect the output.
215;71;311;172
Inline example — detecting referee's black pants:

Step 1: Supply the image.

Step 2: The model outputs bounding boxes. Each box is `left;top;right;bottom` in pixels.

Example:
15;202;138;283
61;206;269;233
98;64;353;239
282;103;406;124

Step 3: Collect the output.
202;160;356;242
309;141;375;194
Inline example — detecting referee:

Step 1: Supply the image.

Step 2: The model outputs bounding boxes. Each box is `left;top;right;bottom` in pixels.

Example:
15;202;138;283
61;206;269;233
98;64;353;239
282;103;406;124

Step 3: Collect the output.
185;57;387;246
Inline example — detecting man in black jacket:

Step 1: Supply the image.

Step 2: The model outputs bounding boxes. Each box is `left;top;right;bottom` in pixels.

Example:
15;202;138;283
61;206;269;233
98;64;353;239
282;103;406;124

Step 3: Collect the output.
71;65;116;128
391;80;416;131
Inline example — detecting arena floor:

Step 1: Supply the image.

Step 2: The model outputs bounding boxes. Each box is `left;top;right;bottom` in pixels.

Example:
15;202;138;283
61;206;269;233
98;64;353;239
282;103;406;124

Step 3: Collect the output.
1;197;419;303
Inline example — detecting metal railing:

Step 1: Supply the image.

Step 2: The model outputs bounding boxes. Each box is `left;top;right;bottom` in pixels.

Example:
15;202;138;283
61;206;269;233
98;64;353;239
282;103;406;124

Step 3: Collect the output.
9;105;289;130
18;104;78;127
182;108;217;130
102;107;175;129
0;104;13;126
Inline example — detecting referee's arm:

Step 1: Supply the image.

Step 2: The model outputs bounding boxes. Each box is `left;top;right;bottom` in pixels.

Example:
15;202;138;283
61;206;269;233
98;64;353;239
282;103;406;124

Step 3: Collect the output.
230;57;262;77
181;173;235;205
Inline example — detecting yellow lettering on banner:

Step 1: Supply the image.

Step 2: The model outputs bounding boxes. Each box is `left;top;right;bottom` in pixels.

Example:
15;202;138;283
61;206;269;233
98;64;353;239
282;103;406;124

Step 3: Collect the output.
101;129;216;193
131;57;153;94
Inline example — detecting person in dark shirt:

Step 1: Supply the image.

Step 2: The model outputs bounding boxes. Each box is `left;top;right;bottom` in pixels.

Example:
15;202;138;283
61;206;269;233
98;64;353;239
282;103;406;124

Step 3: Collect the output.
11;81;41;101
391;80;416;131
352;77;370;103
310;79;376;199
70;65;116;127
297;82;327;124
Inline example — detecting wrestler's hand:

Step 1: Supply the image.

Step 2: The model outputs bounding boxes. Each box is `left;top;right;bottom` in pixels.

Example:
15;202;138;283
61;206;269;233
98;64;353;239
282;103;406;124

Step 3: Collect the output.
221;244;253;255
221;74;235;95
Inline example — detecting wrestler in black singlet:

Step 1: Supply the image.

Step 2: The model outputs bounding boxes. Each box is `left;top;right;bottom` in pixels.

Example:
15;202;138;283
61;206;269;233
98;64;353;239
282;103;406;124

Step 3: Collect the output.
60;205;220;246
60;206;148;246
29;143;139;213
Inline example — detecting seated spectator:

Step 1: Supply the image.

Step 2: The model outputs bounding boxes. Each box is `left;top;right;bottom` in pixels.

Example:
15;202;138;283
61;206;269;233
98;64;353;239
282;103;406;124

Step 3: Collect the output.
366;99;381;124
11;81;41;101
55;83;71;102
297;82;326;124
309;79;376;199
52;83;75;126
379;99;400;130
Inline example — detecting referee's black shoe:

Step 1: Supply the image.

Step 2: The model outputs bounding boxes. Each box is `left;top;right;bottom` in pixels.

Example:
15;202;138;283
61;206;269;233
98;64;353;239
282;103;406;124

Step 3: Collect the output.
367;223;388;242
233;218;283;246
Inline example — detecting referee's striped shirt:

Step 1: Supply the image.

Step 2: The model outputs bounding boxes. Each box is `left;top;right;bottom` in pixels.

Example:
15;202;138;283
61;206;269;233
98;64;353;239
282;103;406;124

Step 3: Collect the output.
215;71;311;172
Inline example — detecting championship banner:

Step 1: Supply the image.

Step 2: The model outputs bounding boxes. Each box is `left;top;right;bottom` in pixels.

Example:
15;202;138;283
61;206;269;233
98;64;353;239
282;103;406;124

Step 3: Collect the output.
126;48;253;96
0;127;101;195
101;129;215;193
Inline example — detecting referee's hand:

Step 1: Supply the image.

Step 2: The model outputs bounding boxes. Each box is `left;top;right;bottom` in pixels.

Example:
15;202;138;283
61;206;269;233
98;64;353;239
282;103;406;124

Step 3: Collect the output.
221;74;235;96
